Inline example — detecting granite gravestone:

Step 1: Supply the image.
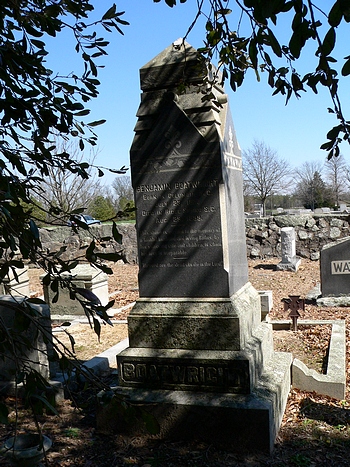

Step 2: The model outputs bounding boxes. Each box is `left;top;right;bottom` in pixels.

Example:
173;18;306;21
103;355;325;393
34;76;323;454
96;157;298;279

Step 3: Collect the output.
131;84;247;297
320;236;350;297
0;296;51;385
277;227;301;272
42;264;108;316
116;40;292;453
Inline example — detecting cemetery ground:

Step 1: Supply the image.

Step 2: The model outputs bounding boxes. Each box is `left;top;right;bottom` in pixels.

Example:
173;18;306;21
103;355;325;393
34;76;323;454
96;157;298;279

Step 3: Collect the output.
1;259;350;466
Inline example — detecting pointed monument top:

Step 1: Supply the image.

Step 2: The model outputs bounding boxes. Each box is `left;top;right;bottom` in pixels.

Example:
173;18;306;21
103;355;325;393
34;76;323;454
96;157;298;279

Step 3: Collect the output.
140;40;205;91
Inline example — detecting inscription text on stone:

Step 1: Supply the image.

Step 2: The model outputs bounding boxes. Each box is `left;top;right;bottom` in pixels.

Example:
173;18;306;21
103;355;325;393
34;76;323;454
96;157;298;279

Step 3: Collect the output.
331;260;350;274
120;359;250;394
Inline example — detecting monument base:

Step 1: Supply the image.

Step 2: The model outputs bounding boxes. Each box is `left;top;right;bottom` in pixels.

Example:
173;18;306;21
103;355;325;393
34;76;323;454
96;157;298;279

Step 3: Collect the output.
96;351;292;454
111;284;292;453
276;258;301;272
316;295;350;307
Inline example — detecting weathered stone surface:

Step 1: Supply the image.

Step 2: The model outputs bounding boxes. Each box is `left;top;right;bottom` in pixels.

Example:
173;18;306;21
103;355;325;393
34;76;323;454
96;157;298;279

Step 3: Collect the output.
305;217;316;228
39;224;137;264
277;227;301;272
131;43;247;298
114;40;292;454
274;215;309;228
317;218;329;229
42;264;108;316
292;321;346;400
37;213;350;262
320;236;350;297
330;218;343;227
98;351;292;454
298;229;309;240
0;296;51;381
310;251;320;261
329;227;341;239
0;266;30;297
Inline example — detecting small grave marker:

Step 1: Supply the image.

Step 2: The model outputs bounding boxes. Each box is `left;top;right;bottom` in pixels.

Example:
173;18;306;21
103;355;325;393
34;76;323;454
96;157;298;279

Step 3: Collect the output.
277;227;301;272
283;295;305;331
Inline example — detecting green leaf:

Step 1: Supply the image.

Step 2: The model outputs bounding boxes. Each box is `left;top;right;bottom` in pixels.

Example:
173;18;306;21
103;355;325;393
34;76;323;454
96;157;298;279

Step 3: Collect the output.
30;394;59;416
328;1;343;26
267;28;282;57
0;402;9;424
24;24;43;37
327;124;342;139
29;219;40;239
102;4;117;20
215;9;232;17
68;332;76;353
85;240;96;261
75;109;90;116
289;30;302;58
341;57;350;76
248;37;258;69
291;73;304;91
93;317;101;341
42;273;51;286
87;119;107;127
112;221;123;244
75;287;101;304
322;27;336;56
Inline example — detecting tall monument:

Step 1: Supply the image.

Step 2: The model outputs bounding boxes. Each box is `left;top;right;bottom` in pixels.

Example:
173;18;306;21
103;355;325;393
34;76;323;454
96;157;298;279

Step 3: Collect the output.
116;40;292;453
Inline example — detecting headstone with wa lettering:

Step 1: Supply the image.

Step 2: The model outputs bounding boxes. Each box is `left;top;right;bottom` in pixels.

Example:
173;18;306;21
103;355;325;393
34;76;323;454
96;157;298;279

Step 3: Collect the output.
114;40;292;454
320;237;350;297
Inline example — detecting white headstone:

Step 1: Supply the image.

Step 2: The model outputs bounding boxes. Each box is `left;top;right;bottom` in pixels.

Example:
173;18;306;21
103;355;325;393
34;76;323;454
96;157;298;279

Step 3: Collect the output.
277;227;301;272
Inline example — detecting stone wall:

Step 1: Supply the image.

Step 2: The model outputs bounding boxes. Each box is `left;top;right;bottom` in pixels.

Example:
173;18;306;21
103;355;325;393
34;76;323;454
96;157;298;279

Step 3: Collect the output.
38;214;350;264
246;214;350;260
39;223;138;264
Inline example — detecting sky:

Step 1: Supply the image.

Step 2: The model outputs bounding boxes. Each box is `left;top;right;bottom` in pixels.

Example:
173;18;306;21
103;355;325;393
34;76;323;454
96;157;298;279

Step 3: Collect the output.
46;1;350;186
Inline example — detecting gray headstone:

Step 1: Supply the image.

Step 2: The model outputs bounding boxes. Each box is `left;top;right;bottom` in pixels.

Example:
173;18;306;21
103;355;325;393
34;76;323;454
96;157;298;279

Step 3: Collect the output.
0;266;30;297
320;236;350;296
0;296;51;382
116;40;292;454
276;226;301;272
42;264;108;316
131;42;247;298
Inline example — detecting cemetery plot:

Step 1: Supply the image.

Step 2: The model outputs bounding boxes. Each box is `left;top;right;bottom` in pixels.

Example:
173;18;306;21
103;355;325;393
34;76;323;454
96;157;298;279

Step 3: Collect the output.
2;258;349;466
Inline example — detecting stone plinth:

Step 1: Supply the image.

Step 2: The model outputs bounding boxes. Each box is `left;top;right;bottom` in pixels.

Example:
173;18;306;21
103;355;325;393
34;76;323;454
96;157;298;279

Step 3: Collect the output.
259;290;273;320
114;40;292;454
42;264;108;316
276;227;301;272
0;266;30;297
0;296;51;382
99;350;292;454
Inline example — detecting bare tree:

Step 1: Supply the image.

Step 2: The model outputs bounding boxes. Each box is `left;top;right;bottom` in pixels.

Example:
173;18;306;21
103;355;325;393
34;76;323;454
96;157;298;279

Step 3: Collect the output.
111;176;134;210
324;154;347;207
243;140;290;216
295;161;333;210
38;140;102;222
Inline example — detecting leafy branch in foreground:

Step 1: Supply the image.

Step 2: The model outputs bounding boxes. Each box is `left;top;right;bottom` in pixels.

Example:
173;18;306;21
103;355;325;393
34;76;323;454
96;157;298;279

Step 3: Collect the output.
0;0;138;439
157;0;350;159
